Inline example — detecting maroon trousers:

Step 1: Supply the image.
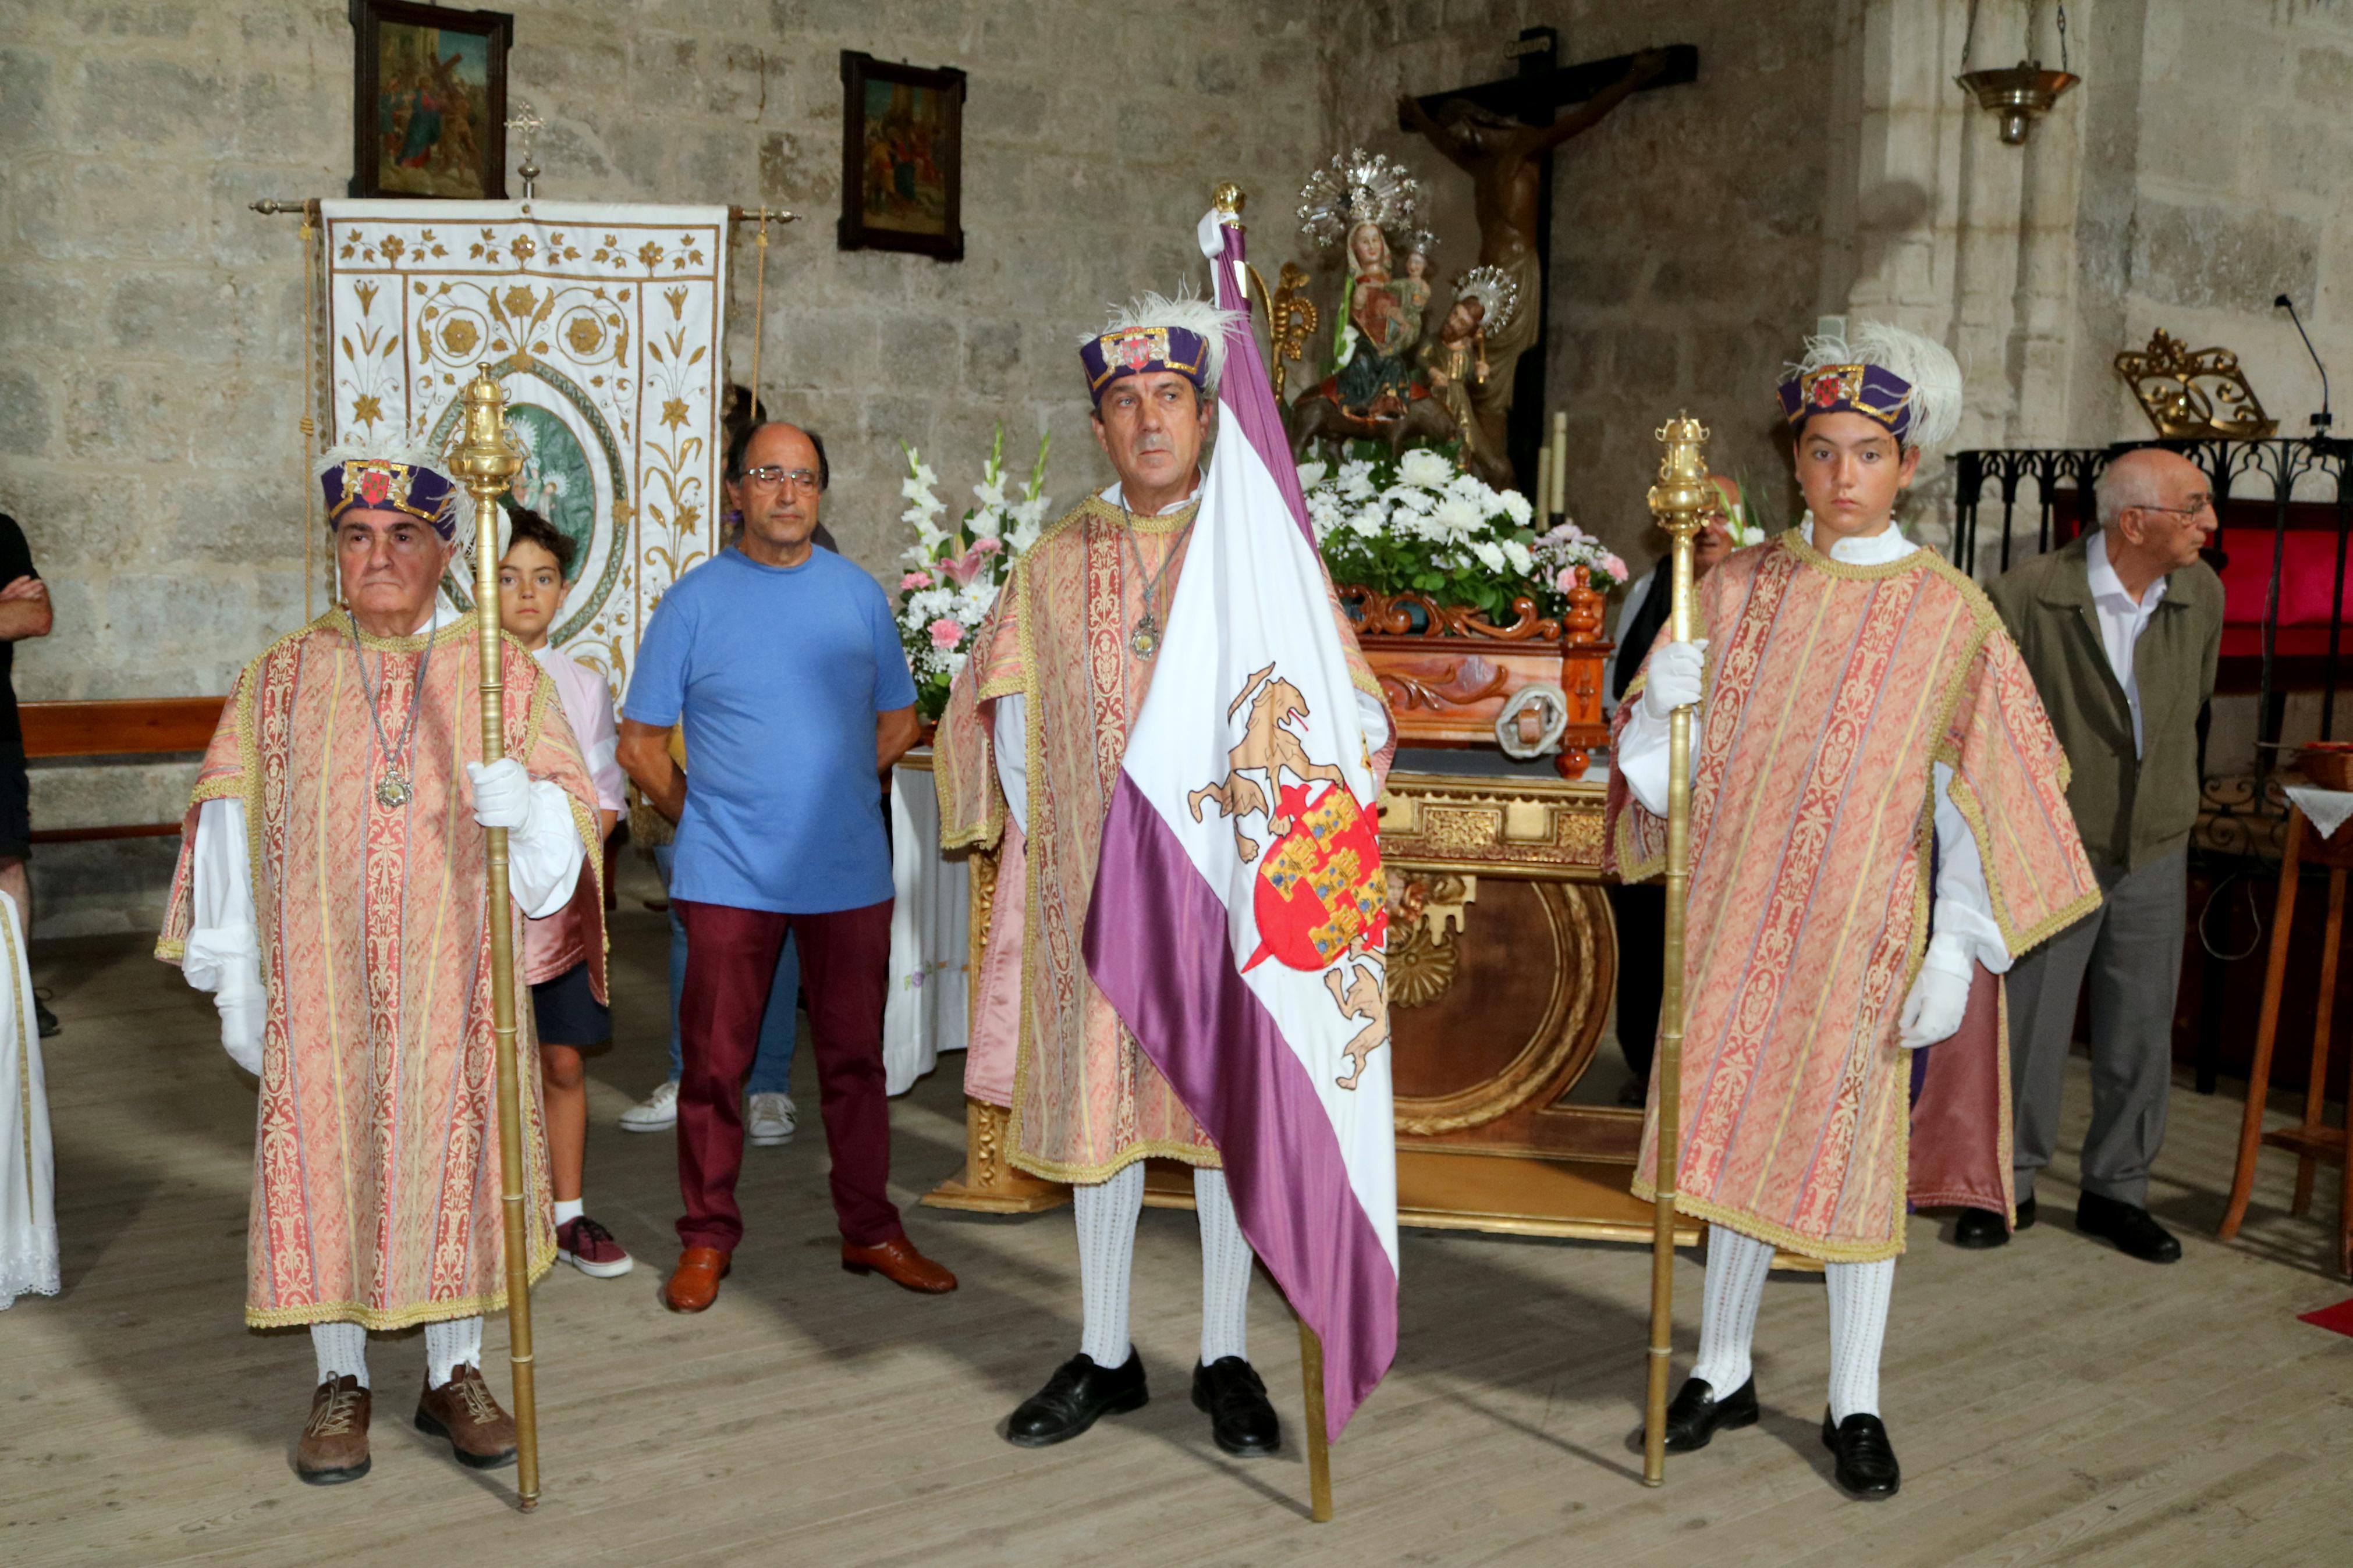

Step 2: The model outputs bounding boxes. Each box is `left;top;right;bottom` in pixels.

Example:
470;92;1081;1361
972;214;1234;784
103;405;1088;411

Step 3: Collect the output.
673;897;903;1251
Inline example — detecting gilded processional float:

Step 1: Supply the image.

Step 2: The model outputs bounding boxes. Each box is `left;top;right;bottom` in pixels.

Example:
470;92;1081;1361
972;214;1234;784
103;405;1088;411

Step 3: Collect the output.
903;149;1687;1245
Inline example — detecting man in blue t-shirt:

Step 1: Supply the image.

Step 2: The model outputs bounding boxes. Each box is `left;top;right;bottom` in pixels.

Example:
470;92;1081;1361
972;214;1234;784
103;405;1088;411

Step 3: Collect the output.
619;422;956;1311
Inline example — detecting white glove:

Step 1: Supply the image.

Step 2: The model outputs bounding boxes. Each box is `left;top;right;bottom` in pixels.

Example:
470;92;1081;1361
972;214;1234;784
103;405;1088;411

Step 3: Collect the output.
219;989;265;1077
1639;639;1708;721
1896;934;1974;1050
466;758;533;830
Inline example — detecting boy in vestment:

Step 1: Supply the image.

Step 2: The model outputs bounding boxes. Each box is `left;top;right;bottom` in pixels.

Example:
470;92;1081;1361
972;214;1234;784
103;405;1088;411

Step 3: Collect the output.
1609;324;2100;1498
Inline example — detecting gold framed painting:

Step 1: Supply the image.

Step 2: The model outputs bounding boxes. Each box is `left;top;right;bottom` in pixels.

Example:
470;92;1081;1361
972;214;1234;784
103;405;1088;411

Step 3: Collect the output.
349;0;511;201
838;51;967;261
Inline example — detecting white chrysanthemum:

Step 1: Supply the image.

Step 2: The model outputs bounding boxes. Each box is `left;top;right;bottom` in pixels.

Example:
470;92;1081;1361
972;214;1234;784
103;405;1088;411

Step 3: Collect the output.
1385;484;1434;516
1498;489;1534;527
1502;539;1533;575
1432;494;1482;536
1470;539;1507;573
1337;460;1376;501
1398;447;1454;489
1296;459;1329;492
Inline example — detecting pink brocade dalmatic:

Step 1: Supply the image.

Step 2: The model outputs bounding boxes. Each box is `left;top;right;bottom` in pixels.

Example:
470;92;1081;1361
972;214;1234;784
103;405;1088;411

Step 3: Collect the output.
935;496;1389;1182
1607;535;2099;1261
157;613;602;1328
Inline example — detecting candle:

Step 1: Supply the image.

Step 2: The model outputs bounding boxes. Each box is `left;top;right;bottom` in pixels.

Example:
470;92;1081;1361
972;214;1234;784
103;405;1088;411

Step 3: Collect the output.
1549;411;1568;519
1535;445;1553;527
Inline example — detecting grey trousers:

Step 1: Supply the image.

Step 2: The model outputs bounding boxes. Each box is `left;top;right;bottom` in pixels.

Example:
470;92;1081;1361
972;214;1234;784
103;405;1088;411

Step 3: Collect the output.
2005;849;2187;1207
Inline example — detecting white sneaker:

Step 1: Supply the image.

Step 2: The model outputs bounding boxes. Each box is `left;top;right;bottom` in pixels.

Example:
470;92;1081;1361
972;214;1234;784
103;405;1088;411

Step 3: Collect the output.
747;1091;798;1147
619;1079;680;1132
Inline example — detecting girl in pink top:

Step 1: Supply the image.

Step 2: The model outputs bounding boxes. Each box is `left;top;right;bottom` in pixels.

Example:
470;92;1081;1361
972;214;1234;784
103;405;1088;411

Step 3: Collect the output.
499;509;631;1278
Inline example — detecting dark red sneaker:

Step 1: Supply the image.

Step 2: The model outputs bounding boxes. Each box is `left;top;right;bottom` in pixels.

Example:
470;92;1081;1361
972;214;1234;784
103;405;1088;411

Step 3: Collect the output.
556;1215;634;1278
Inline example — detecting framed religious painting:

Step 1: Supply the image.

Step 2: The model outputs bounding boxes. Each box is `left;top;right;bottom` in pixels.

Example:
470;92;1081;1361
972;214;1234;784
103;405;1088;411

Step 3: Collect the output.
349;0;512;200
838;51;967;261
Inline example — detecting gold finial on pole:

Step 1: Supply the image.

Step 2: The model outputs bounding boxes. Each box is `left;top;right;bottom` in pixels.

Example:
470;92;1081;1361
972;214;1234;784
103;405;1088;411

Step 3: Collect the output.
450;363;544;1512
1212;180;1245;219
1640;410;1710;1488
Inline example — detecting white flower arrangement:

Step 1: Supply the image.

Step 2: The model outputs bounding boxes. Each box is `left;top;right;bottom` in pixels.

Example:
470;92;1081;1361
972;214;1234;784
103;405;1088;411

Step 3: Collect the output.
895;428;1051;716
1303;446;1623;626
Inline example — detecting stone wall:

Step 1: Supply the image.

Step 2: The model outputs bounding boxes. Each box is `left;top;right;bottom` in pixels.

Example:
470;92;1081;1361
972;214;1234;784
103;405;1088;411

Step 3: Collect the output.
0;0;1324;933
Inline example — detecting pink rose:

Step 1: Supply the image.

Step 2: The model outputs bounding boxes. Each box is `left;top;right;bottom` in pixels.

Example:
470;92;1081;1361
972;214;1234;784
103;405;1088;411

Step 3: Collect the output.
1554;566;1579;593
901;570;934;591
928;616;965;651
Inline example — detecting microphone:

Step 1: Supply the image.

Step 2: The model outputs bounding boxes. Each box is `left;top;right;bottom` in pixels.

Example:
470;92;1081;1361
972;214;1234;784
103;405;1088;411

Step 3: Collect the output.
2276;293;2333;433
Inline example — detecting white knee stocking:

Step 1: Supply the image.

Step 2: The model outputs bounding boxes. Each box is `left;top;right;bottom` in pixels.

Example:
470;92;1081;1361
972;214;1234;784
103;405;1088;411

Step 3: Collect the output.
1825;1257;1894;1423
1194;1168;1254;1365
1074;1162;1145;1367
424;1315;484;1389
311;1321;369;1389
1689;1225;1774;1397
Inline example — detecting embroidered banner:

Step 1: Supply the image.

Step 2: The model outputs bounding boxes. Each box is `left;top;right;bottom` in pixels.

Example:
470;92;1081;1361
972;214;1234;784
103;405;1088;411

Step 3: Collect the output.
320;200;730;695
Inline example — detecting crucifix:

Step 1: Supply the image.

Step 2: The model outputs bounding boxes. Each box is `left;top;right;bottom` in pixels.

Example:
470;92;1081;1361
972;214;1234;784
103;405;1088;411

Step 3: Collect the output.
1400;30;1697;491
506;99;546;200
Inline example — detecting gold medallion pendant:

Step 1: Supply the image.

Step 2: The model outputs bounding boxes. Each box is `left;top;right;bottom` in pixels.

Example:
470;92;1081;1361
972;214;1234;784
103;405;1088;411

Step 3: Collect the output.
376;771;414;809
1130;617;1160;659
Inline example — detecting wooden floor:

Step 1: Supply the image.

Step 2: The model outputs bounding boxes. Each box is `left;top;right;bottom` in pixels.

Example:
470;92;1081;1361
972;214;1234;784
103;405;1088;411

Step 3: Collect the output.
6;894;2353;1567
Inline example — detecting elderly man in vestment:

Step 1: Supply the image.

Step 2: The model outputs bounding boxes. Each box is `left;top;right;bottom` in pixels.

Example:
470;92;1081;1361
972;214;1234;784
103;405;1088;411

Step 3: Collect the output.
158;446;600;1485
1608;325;2100;1499
936;294;1391;1455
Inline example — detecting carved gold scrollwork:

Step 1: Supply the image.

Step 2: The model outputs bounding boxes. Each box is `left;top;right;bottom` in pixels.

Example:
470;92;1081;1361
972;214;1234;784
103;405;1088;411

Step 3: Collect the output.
1385;873;1474;1008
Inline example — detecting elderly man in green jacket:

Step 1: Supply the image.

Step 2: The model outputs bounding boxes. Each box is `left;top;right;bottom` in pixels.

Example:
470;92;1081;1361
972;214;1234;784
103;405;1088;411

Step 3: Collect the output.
1964;448;2222;1262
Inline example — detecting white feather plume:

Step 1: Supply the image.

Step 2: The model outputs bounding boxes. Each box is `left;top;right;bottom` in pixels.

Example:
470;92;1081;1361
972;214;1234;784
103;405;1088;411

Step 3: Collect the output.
1790;321;1965;450
315;436;477;549
1081;286;1248;393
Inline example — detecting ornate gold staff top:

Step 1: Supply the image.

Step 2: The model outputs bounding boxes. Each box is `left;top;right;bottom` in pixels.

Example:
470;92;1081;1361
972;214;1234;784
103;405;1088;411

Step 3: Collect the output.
1641;413;1710;1488
448;365;542;1512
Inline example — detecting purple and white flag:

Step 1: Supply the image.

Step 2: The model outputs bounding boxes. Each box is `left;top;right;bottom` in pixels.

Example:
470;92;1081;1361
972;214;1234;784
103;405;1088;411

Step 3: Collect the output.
1083;208;1397;1441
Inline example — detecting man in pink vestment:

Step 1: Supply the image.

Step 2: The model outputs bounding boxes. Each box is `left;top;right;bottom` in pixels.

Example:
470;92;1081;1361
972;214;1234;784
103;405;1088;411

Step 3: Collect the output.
1609;325;2099;1499
159;445;600;1485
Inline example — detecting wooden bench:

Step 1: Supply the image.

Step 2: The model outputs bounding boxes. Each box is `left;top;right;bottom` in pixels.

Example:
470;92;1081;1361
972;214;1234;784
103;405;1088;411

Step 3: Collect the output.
20;698;225;842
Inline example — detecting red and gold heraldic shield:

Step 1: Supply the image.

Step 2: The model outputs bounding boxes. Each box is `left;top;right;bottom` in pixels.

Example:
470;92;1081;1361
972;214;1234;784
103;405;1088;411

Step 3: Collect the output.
1245;778;1389;973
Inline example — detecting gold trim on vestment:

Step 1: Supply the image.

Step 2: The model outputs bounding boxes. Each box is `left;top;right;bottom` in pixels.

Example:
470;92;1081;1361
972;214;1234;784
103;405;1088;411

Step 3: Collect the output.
243;1249;555;1331
1780;527;1936;580
1628;1179;1907;1263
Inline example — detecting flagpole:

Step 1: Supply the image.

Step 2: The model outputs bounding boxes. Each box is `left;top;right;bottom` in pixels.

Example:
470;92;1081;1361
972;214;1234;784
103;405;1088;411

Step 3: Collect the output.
1641;413;1710;1487
1298;1315;1334;1523
452;364;541;1511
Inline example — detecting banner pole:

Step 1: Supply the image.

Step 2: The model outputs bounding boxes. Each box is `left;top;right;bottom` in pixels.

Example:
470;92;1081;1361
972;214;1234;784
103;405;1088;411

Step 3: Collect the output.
1298;1314;1334;1523
1640;414;1710;1487
452;365;540;1511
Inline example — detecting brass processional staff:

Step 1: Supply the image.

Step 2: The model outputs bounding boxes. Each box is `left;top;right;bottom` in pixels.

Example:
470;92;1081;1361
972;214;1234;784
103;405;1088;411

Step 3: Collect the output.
450;366;544;1511
1641;415;1710;1487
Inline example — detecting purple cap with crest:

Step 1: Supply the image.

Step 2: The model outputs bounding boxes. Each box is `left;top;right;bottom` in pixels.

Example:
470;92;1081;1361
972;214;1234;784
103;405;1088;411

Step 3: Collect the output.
1079;325;1212;404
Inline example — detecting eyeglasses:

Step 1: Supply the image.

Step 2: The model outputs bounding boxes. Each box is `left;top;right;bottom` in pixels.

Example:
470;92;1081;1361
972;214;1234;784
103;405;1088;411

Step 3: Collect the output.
2132;496;2215;518
741;465;821;491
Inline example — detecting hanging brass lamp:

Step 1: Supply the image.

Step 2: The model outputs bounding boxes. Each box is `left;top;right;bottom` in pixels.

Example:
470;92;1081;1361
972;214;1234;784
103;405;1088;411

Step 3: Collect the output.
1955;1;2079;145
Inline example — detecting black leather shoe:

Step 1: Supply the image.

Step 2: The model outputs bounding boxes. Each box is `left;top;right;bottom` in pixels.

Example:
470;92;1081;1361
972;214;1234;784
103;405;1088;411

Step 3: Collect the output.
1821;1409;1901;1499
1658;1376;1758;1452
1192;1357;1280;1456
1005;1352;1148;1448
2074;1191;2180;1263
2015;1193;2038;1229
1951;1206;2010;1248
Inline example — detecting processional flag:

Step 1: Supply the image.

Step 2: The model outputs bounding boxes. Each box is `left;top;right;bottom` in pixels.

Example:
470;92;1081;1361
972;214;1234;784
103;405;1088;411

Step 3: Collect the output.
1083;202;1399;1442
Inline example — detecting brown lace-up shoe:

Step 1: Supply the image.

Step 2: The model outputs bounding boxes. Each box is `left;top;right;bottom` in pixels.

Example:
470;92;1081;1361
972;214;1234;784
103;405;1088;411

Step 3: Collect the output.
840;1235;958;1294
414;1364;517;1470
295;1375;372;1484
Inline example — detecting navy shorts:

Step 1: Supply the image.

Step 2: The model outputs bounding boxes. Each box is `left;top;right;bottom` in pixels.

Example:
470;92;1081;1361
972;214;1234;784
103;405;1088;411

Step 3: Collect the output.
531;960;610;1047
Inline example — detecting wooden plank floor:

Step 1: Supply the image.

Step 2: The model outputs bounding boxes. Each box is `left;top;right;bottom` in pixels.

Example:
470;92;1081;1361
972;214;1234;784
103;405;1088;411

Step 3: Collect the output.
6;895;2352;1566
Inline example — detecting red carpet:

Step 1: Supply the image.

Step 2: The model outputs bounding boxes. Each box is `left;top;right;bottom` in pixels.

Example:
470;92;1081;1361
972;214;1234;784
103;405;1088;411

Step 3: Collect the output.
2295;1297;2353;1338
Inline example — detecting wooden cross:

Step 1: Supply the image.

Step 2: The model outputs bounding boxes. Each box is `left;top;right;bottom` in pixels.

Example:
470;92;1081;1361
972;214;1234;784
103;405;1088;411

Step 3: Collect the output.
1400;30;1698;488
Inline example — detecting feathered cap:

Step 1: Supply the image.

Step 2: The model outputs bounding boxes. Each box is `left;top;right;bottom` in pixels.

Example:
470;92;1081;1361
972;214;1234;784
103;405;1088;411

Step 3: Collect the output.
1077;287;1247;405
317;439;475;548
1451;266;1520;338
1775;321;1964;449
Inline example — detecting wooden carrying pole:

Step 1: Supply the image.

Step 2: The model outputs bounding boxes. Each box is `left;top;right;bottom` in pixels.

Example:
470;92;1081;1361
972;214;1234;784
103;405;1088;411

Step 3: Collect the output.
1298;1317;1334;1523
450;366;542;1510
1640;414;1710;1487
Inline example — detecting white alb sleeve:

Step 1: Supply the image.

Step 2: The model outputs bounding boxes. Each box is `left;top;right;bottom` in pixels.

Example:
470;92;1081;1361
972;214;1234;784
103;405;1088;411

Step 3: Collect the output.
184;798;267;1075
1930;761;2011;975
505;780;590;918
1615;698;1677;817
993;693;1029;835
